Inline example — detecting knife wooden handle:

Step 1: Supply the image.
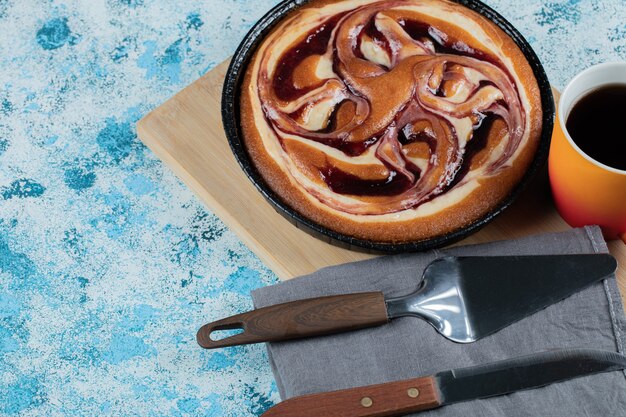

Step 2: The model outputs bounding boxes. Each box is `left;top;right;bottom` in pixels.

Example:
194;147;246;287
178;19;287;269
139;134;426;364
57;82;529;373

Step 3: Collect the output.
261;376;442;417
197;292;389;349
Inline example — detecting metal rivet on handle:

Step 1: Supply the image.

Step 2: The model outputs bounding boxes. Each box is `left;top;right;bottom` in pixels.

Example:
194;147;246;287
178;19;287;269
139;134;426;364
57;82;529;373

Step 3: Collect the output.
361;397;373;408
407;388;420;398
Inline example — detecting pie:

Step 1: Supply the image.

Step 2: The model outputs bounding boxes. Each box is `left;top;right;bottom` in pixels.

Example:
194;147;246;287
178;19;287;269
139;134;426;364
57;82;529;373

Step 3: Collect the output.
239;0;543;243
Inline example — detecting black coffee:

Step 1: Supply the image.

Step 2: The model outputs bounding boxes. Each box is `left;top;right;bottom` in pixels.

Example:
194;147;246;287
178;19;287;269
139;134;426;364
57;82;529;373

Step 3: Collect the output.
566;83;626;171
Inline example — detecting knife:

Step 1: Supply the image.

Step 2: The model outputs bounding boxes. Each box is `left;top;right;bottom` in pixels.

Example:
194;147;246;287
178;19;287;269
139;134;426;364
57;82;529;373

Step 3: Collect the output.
260;348;626;417
198;254;617;348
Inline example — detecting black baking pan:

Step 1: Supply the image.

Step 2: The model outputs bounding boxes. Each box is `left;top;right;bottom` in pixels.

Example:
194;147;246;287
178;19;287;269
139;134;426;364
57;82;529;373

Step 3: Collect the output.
221;0;555;254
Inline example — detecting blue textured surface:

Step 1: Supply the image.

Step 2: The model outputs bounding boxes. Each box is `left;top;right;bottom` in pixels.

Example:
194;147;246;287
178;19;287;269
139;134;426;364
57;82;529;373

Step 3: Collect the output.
0;1;624;416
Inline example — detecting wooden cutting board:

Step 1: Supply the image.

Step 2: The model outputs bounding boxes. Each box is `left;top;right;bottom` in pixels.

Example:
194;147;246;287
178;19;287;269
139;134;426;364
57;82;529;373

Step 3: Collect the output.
136;59;625;302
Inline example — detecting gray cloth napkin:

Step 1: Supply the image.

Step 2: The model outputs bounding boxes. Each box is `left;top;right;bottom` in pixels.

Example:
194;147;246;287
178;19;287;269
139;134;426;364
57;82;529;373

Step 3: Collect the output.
252;226;626;416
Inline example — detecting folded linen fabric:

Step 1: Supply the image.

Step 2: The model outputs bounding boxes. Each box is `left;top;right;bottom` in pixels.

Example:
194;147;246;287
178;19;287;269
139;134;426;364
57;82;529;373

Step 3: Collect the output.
252;226;626;416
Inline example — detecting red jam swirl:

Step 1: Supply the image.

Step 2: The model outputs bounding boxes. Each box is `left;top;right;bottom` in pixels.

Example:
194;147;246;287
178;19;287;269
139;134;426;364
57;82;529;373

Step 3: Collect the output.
255;2;526;215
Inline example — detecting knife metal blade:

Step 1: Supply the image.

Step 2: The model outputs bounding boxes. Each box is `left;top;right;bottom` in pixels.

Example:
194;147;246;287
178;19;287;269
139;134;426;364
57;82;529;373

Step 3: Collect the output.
260;349;626;417
437;348;626;405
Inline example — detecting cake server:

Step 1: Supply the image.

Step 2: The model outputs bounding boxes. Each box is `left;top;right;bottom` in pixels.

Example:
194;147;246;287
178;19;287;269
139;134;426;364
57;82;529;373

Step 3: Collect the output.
259;348;626;417
197;254;617;348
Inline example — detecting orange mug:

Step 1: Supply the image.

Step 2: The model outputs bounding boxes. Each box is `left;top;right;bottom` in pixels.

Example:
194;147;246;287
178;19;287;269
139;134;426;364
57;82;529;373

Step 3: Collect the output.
549;62;626;243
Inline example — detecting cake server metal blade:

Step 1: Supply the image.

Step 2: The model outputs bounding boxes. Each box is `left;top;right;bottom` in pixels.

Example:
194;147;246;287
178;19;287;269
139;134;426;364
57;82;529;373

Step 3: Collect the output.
385;254;617;343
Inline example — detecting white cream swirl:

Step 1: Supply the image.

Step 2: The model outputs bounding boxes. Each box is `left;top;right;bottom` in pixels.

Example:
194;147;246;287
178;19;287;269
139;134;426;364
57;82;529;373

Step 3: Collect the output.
246;0;532;218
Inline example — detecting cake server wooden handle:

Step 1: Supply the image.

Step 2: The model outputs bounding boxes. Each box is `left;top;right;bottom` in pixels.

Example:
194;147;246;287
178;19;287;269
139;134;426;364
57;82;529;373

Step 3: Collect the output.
261;376;442;417
197;292;389;349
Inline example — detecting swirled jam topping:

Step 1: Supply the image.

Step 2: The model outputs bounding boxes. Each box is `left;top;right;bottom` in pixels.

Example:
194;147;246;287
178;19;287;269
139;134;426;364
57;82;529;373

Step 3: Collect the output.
248;0;531;216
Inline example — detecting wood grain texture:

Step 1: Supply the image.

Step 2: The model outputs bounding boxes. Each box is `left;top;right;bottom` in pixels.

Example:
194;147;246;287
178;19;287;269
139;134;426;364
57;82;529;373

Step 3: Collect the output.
261;376;441;417
136;59;626;304
197;292;388;348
